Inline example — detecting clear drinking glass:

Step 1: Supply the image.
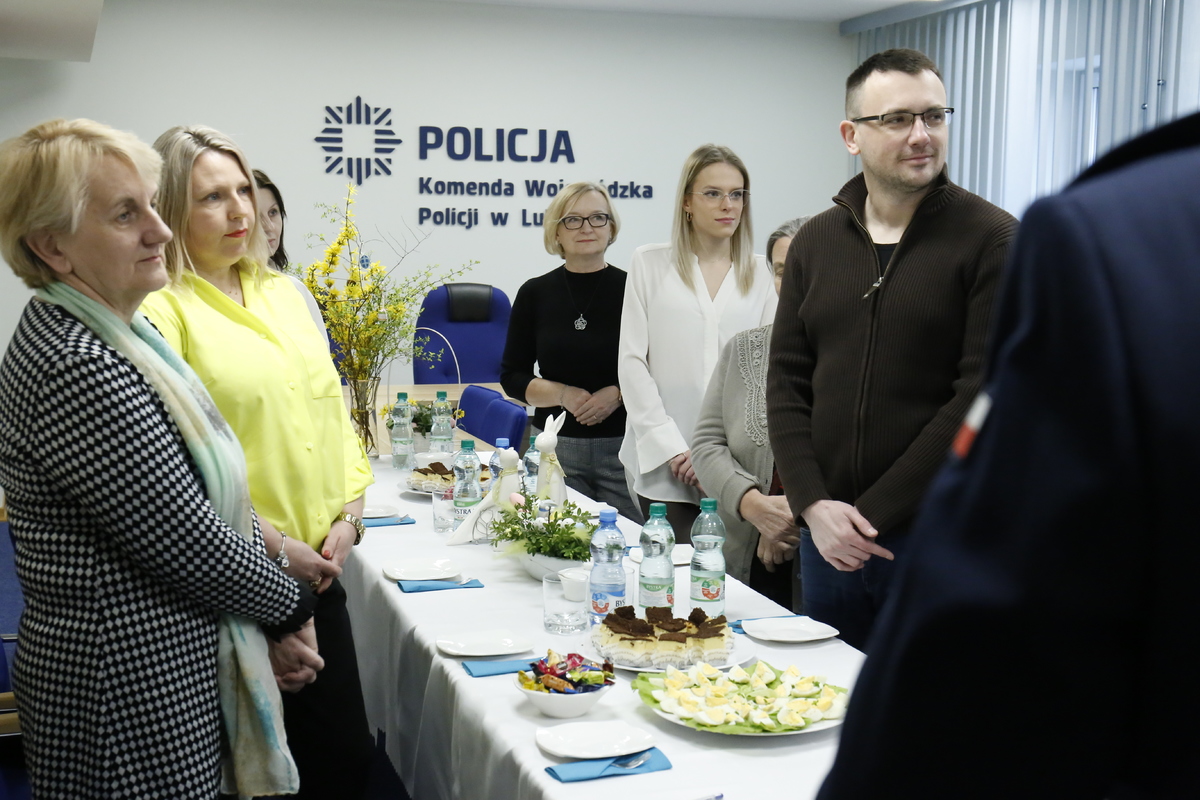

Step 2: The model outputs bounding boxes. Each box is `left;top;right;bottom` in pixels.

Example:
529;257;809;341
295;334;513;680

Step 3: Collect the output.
542;574;588;634
432;487;455;534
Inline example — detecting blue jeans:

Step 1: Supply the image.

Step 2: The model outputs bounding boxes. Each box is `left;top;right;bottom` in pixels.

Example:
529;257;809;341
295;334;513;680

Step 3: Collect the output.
800;523;913;652
544;433;644;524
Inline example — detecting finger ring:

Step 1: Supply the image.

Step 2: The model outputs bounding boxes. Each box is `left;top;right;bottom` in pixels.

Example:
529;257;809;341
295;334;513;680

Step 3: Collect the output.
309;580;321;590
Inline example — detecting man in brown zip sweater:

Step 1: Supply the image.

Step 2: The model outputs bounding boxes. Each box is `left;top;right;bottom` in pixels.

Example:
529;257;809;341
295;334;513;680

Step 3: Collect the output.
766;49;1017;650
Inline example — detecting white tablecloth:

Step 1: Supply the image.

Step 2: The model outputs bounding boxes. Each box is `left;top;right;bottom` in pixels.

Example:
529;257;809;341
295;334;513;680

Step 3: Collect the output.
344;459;865;800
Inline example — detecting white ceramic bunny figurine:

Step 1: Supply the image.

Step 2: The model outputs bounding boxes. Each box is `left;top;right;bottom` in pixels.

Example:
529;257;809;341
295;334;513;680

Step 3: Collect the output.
535;411;568;507
448;447;522;545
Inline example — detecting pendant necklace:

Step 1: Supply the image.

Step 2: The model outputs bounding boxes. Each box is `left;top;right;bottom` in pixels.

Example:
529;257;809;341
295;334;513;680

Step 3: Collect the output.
562;265;606;331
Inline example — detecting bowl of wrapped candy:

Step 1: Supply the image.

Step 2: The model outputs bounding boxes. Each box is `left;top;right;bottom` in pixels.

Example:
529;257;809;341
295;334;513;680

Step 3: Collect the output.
515;650;616;718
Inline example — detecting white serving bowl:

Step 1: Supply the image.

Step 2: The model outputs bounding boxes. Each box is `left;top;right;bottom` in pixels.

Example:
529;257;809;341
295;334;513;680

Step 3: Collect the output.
513;675;614;718
519;552;590;581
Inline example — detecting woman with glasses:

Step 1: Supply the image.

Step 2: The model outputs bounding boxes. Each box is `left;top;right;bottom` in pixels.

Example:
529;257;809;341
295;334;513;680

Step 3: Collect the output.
618;144;777;540
501;181;641;522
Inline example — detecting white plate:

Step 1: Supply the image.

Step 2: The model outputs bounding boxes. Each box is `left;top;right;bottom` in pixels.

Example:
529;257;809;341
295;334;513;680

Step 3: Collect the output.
363;504;401;519
627;544;694;566
650;707;843;737
535;720;655;759
397;485;434;501
741;616;839;643
382;558;461;582
583;633;756;673
435;628;533;657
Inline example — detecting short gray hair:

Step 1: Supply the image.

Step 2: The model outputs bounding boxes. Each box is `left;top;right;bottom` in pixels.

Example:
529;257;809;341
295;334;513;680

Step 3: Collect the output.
766;216;812;266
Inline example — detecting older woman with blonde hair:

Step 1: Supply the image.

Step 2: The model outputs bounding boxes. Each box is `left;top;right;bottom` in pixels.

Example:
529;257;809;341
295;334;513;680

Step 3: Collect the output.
140;125;375;799
501;181;640;521
619;144;778;539
0;118;320;798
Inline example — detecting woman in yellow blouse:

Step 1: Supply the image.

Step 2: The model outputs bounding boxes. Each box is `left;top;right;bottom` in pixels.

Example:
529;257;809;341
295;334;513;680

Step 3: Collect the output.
141;125;375;800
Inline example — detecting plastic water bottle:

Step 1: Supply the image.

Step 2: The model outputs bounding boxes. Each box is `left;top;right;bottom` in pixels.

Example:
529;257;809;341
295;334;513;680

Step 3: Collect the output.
522;434;540;494
451;439;482;529
689;497;727;617
638;503;675;612
489;437;510;484
588;507;626;624
389;392;414;471
429;390;454;454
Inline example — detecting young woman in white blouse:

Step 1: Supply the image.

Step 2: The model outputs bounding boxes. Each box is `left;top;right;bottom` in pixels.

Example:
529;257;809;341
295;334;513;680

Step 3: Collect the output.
618;144;778;540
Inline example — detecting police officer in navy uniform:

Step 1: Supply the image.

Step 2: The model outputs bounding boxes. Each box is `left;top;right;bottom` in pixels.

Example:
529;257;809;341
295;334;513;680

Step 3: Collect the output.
817;111;1200;799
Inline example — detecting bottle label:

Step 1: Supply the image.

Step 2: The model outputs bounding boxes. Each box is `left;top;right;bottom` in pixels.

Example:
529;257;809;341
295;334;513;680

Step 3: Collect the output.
639;579;674;608
452;498;480;525
690;573;724;604
590;589;626;616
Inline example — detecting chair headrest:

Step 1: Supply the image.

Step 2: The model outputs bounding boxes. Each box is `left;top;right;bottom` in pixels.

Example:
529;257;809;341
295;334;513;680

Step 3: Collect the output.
446;283;495;322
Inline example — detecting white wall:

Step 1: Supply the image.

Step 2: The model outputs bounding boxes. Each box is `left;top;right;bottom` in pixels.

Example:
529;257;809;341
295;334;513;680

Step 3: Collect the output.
0;0;857;372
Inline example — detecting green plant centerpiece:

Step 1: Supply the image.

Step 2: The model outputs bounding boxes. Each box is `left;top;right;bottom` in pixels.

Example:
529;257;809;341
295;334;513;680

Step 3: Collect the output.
490;490;596;568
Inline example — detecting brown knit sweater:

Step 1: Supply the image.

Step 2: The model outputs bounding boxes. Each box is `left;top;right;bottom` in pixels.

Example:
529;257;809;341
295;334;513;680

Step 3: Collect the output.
766;170;1018;536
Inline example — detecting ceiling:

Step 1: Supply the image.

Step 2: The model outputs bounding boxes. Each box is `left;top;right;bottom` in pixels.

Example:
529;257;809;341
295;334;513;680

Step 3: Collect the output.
433;0;932;23
0;0;930;62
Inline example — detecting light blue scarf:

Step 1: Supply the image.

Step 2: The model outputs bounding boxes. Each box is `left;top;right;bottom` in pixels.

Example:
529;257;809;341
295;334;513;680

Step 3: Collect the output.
37;283;299;796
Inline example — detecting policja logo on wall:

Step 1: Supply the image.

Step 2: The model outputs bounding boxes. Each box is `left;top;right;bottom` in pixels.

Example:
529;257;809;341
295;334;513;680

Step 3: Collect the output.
314;96;403;185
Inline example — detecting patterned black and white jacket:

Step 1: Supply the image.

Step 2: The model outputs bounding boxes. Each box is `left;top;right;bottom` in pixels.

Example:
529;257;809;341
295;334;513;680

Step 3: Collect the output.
0;300;303;799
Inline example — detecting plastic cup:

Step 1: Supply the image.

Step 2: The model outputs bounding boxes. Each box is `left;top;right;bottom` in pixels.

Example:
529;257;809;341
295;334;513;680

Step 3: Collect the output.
558;568;590;602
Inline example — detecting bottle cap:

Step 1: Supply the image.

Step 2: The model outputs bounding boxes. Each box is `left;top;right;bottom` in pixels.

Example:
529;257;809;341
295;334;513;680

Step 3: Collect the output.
598;506;618;523
461;440;475;451
700;498;718;512
649;502;667;517
437;391;448;400
496;438;509;448
397;392;408;402
529;434;537;447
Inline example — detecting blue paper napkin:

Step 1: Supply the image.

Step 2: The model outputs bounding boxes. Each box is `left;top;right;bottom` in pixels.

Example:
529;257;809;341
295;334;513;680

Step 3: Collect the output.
397;579;484;593
365;516;414;527
461;659;533;677
545;748;672;782
728;614;804;635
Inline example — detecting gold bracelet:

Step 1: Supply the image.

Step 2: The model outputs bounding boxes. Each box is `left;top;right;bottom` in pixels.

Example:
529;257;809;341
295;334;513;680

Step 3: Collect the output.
558;385;568;407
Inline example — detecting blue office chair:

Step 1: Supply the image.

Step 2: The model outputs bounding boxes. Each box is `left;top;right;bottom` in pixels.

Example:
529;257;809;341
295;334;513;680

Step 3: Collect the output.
413;283;511;384
476;398;529;451
456;385;502;439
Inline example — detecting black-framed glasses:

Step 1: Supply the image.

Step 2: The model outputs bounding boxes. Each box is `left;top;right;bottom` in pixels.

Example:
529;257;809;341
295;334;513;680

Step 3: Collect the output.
689;189;749;204
852;107;954;131
558;213;611;230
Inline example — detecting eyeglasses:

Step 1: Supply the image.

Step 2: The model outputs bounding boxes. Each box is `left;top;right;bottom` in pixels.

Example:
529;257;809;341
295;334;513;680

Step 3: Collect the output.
689;189;749;204
558;213;611;230
851;108;955;131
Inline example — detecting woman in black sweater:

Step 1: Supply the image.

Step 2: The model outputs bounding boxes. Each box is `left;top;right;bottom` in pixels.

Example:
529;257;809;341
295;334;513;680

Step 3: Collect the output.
501;182;642;522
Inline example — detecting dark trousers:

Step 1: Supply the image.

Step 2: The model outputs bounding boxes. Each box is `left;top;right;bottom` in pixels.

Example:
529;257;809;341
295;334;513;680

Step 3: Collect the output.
636;496;700;545
270;578;374;800
748;546;800;613
799;524;914;652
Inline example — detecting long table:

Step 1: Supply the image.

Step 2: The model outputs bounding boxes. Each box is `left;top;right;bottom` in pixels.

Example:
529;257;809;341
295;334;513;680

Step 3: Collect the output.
343;459;865;800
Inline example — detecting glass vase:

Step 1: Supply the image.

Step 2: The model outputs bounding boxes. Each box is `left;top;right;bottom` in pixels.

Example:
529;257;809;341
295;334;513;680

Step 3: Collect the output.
348;376;381;458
